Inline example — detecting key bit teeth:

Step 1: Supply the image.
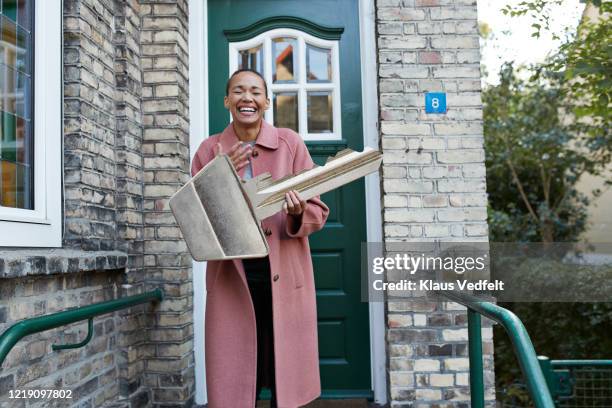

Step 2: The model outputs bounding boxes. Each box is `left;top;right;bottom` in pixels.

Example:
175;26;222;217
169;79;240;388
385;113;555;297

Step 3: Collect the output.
243;173;274;207
268;173;294;185
256;173;275;189
326;148;355;163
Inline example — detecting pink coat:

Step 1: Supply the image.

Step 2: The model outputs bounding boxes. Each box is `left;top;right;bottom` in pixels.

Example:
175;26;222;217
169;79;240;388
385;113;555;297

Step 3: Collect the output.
191;121;330;408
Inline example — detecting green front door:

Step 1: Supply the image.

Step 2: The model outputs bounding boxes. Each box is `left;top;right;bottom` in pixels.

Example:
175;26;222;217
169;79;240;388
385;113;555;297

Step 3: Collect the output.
208;0;371;398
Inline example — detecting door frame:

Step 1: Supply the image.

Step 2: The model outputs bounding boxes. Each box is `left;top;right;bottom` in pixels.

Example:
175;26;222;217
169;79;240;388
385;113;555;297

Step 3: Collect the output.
188;0;386;404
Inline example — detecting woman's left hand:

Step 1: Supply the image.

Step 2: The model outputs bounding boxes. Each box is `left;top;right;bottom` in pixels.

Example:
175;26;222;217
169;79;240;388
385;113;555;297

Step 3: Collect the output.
283;190;307;216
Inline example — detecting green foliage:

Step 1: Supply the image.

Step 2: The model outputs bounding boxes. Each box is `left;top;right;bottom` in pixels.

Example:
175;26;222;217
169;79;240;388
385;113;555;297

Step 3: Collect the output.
502;0;565;39
485;2;611;242
555;3;612;164
490;4;612;405
501;0;603;38
484;63;592;242
503;1;611;168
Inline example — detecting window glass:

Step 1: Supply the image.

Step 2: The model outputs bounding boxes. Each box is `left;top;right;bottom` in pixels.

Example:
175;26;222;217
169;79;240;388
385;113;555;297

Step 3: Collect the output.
231;30;341;139
273;92;298;132
272;37;296;83
238;45;263;74
307;44;331;83
0;0;33;209
307;92;333;133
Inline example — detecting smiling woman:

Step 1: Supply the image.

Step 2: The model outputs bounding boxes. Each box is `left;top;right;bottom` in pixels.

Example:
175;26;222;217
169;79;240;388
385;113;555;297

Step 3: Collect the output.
190;69;330;408
224;69;270;138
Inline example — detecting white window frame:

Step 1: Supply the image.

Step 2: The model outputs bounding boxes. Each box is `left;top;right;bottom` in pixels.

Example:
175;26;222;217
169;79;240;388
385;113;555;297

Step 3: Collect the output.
0;0;62;247
229;28;342;141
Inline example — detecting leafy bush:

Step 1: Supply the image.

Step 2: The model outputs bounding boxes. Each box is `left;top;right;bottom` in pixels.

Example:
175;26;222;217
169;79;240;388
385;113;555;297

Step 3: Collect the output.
485;2;612;404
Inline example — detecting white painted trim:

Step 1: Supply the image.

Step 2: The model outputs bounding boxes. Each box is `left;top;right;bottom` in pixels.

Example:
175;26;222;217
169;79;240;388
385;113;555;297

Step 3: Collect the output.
188;0;208;405
228;28;342;141
0;0;62;247
298;36;307;137
359;0;387;404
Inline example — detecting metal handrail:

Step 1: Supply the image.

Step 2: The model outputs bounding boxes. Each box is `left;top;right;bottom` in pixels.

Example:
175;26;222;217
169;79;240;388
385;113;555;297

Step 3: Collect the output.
550;359;612;367
0;288;164;368
537;356;612;400
442;291;555;408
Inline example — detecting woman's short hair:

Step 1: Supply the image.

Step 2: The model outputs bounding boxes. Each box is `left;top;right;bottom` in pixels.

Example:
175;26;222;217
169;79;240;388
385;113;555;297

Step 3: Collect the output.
225;69;269;97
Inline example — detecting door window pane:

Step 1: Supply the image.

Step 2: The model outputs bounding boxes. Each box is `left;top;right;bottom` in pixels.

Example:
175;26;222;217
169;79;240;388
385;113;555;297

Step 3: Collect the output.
273;92;298;132
308;92;333;133
307;45;331;83
272;37;296;83
230;29;341;140
0;0;33;210
238;45;263;74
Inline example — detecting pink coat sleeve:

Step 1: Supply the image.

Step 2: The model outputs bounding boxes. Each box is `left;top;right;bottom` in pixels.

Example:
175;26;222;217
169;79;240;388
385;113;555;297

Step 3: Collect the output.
191;139;215;177
285;139;330;238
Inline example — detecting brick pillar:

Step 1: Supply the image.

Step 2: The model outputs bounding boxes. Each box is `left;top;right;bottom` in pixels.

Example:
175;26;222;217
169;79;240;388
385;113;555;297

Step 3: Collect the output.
140;1;195;406
64;0;119;251
113;1;152;406
376;0;494;405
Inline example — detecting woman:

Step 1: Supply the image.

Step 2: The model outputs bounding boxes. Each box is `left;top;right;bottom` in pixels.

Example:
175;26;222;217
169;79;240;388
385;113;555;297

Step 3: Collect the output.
191;69;330;408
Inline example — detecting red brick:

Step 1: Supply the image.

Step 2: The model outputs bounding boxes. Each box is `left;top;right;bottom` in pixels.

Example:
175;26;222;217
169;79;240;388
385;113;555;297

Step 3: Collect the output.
419;51;442;64
416;0;439;6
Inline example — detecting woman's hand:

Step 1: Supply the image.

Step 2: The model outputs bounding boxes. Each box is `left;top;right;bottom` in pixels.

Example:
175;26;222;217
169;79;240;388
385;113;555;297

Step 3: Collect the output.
283;190;307;216
214;142;252;172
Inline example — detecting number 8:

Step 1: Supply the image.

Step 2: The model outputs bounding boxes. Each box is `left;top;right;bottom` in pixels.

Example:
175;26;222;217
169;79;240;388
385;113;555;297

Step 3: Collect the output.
432;98;439;109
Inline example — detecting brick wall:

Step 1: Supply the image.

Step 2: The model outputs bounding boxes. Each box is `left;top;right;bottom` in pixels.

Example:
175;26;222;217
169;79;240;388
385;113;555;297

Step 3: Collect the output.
376;0;494;405
140;1;194;406
0;270;125;407
64;0;119;252
0;1;194;407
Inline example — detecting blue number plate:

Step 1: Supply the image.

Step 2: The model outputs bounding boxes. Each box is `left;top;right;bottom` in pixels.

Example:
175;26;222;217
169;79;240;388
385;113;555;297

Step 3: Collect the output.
425;92;447;114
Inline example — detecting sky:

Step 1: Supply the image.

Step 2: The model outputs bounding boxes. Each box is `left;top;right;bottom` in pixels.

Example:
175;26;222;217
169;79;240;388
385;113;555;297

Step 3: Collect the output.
477;0;586;85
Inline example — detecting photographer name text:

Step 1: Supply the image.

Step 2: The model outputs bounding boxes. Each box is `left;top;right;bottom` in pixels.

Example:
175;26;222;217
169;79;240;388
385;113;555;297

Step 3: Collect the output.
372;279;505;292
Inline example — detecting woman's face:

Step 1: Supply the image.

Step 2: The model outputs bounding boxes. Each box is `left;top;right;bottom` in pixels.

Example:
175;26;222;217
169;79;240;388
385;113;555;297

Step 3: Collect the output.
224;72;270;127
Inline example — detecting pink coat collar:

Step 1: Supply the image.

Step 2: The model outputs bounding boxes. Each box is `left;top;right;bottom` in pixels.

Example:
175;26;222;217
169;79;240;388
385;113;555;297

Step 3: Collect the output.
219;120;279;150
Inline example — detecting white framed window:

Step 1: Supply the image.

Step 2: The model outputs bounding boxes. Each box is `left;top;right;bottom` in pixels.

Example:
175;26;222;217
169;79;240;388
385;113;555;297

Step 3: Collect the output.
0;0;62;247
229;28;342;141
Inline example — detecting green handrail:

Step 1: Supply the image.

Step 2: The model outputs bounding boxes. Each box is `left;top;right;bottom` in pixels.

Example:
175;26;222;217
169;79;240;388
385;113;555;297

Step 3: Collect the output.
442;291;555;408
467;309;485;407
538;356;612;399
0;288;163;368
550;359;612;367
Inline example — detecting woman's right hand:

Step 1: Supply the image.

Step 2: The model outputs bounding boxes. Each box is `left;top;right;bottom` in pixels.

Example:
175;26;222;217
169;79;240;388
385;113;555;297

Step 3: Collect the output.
214;142;252;172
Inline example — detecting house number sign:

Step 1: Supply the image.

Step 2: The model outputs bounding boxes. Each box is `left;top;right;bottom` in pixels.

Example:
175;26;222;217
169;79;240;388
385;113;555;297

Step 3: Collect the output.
425;92;447;114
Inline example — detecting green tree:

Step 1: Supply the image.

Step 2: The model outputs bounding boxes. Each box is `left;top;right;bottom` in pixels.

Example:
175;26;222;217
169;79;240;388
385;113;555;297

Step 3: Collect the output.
485;1;610;242
484;63;595;242
501;0;604;38
504;1;611;168
555;2;611;165
489;4;612;405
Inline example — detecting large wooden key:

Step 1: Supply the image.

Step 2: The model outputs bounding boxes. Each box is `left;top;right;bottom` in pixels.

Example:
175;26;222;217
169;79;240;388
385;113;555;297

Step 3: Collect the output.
170;148;382;261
